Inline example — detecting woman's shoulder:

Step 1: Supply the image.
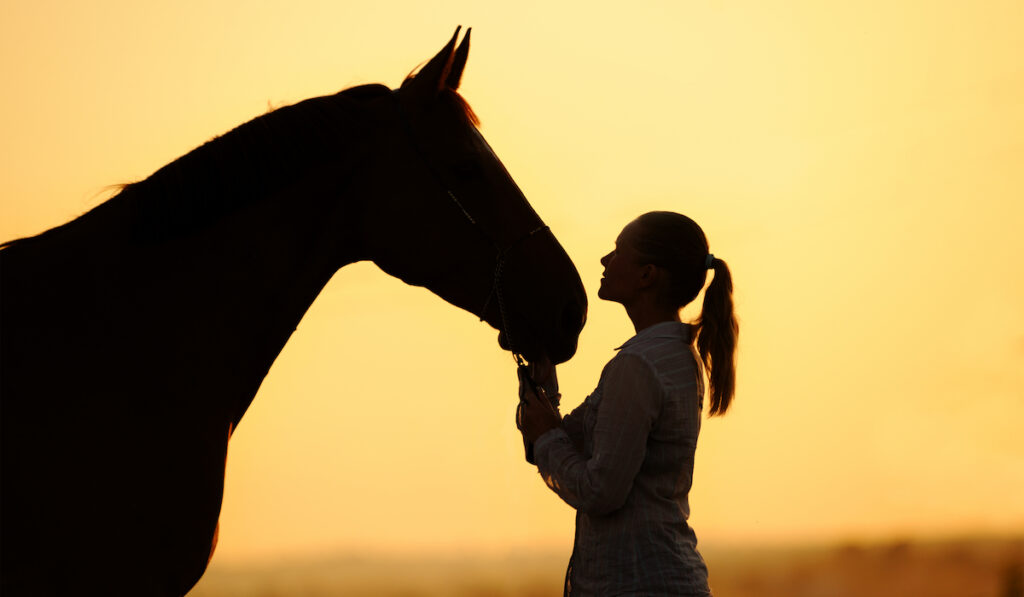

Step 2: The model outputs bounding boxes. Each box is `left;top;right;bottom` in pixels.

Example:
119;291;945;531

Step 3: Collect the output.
614;333;698;391
599;351;662;397
604;348;656;375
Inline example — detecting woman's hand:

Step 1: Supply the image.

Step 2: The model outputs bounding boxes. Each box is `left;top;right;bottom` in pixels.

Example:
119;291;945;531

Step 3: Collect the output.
528;356;559;397
518;383;562;444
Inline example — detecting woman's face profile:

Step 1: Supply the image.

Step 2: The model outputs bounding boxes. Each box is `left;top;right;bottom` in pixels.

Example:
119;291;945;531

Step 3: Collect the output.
597;221;647;304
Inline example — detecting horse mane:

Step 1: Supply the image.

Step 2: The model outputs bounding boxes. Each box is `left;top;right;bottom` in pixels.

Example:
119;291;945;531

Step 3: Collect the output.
1;80;483;252
1;83;394;250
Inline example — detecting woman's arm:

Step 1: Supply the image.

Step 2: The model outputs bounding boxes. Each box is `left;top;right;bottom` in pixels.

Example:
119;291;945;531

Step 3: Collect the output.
518;379;586;460
559;400;586;453
531;353;661;516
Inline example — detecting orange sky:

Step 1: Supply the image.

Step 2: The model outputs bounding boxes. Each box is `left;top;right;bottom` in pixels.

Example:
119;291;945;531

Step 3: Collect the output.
2;0;1022;569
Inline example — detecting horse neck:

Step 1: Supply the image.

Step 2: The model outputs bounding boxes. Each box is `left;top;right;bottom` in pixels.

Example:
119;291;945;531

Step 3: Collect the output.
105;96;377;354
123;174;364;374
44;126;373;418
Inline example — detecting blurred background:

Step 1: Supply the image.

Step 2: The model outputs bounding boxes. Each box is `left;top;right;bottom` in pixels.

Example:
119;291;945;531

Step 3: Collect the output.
2;1;1021;595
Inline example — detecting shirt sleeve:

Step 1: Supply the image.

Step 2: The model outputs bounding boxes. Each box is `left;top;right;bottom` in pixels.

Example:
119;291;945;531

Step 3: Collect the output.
557;397;587;452
532;353;662;516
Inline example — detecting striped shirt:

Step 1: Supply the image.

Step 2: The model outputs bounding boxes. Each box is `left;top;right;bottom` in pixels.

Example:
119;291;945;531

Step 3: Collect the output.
534;321;712;596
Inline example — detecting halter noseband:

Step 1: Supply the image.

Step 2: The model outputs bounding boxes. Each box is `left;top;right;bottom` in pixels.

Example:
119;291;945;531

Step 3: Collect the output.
394;92;547;366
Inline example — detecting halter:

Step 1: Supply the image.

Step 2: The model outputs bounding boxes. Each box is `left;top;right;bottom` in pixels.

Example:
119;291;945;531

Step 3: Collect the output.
393;92;548;367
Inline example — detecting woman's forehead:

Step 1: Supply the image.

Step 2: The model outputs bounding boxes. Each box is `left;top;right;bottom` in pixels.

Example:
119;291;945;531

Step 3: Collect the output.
617;220;643;245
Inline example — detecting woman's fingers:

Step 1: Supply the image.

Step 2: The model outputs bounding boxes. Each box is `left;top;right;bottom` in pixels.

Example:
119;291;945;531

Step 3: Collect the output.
521;386;542;413
535;387;555;414
529;356;555;387
518;372;561;443
532;388;562;427
523;385;541;408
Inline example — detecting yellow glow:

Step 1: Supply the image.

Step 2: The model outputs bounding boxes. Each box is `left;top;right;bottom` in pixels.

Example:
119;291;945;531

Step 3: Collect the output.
2;0;1022;573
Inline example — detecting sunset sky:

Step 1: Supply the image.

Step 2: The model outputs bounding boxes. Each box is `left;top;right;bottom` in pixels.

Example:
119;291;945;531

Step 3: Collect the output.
2;0;1022;572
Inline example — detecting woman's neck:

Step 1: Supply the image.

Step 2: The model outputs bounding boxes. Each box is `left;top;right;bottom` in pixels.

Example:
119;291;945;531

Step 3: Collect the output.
624;301;681;334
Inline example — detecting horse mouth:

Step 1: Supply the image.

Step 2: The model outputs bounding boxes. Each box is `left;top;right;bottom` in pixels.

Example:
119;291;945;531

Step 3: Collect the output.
497;330;573;365
497;330;534;357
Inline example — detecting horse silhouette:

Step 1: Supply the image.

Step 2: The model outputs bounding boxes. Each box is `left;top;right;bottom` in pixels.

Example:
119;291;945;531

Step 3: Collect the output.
0;28;587;596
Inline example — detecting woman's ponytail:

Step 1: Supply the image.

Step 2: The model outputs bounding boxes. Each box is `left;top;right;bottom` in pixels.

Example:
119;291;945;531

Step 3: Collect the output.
696;257;738;416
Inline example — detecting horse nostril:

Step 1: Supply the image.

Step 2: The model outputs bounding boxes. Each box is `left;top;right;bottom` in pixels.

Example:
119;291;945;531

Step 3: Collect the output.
560;300;585;337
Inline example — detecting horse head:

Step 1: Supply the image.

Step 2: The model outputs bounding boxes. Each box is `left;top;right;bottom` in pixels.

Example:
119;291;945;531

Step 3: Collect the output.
357;28;587;365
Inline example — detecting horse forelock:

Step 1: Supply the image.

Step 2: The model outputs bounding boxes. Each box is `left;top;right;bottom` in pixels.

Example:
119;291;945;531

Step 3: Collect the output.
400;73;480;127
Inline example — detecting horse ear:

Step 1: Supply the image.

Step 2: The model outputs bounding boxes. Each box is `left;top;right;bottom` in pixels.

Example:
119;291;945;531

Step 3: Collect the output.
403;27;462;101
445;27;470;90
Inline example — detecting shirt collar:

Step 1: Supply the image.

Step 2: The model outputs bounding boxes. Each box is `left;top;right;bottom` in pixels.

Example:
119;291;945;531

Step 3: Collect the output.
615;321;692;351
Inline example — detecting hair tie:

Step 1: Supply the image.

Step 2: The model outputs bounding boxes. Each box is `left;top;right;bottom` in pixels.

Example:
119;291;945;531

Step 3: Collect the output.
705;253;715;269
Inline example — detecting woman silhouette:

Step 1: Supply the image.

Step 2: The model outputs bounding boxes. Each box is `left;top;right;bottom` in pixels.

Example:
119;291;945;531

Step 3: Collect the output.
518;211;738;596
